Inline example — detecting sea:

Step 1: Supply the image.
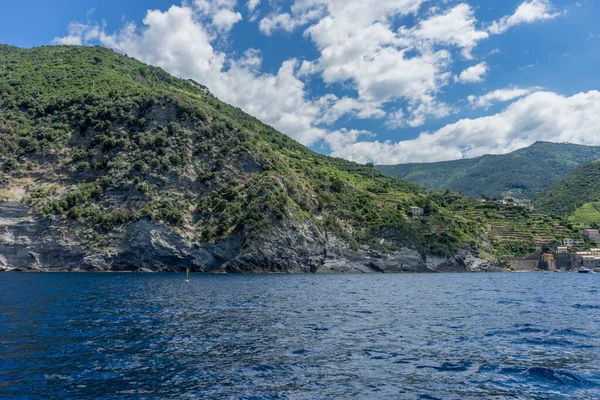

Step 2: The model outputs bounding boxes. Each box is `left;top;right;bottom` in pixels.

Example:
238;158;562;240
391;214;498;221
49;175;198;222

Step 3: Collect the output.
0;272;599;399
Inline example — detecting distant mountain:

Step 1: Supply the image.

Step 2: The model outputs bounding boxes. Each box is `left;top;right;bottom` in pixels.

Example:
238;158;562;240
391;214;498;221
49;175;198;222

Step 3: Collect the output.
377;142;600;200
534;160;600;226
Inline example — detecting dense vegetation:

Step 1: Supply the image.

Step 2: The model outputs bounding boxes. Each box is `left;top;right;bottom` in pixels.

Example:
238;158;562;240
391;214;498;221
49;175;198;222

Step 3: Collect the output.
534;160;600;228
377;142;600;200
0;45;578;259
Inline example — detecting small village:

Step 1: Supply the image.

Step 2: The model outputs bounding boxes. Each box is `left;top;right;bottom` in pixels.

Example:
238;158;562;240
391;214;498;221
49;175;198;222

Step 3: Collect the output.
407;203;600;273
538;228;600;272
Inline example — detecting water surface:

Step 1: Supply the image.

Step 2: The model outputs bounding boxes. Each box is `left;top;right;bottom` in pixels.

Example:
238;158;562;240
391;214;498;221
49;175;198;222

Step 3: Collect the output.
1;273;599;399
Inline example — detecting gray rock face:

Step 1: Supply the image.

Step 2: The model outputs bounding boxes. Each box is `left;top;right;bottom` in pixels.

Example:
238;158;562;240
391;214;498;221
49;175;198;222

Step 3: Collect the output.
0;201;504;273
317;239;503;274
223;220;326;273
0;202;242;272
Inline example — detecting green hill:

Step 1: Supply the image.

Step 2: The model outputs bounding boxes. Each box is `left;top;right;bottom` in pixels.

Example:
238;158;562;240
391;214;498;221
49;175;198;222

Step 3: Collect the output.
534;159;600;227
0;45;575;272
376;142;600;200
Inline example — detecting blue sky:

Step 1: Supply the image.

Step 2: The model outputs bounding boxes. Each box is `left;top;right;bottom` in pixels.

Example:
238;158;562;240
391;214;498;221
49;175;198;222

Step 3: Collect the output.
2;0;600;164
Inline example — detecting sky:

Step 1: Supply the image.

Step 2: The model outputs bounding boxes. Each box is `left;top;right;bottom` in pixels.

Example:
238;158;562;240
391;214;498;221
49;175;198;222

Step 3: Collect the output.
2;0;600;164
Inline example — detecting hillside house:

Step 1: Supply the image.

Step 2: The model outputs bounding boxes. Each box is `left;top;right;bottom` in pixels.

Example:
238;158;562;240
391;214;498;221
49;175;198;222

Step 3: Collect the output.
582;255;600;268
409;206;424;215
557;246;568;254
563;238;574;246
542;253;555;262
575;251;600;267
582;229;600;240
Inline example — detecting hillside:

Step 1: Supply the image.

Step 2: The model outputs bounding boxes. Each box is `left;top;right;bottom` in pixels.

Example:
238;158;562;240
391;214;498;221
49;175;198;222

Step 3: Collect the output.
0;45;574;272
376;142;600;200
534;159;600;227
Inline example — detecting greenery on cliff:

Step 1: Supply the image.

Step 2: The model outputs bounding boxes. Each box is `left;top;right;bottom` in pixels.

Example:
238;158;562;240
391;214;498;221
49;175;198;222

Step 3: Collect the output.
0;45;577;259
534;160;600;228
376;142;600;200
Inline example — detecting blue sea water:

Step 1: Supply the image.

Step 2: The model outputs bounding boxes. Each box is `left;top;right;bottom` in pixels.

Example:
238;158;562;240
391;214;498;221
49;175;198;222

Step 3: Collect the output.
0;273;599;399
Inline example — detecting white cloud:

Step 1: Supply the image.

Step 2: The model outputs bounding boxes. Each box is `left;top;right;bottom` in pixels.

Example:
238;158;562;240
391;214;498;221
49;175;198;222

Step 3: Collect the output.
53;22;88;45
211;9;243;31
259;6;325;35
334;91;600;164
385;109;405;129
259;13;297;35
323;128;373;156
247;0;260;12
488;0;559;35
405;3;489;59
259;1;487;126
317;95;386;125
456;62;488;83
405;96;454;127
468;87;541;108
193;0;242;33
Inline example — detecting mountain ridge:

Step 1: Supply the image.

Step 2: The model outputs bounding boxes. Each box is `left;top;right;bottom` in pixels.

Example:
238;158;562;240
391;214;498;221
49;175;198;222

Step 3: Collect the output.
376;142;600;200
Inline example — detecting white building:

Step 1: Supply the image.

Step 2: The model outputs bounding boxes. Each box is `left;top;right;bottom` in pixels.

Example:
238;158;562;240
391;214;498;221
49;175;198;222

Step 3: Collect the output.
563;238;575;246
557;246;568;254
409;206;424;215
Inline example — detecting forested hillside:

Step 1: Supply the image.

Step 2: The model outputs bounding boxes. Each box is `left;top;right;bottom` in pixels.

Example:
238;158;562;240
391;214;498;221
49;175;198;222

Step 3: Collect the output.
377;142;600;200
534;160;600;227
0;45;577;272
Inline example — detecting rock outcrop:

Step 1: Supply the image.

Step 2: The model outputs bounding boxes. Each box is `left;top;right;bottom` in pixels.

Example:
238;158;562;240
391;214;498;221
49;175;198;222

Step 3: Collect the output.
0;201;503;273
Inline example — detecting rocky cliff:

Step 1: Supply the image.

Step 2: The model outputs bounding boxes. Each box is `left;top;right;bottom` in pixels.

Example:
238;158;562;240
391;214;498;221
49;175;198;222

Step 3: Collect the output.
0;200;504;273
0;45;549;273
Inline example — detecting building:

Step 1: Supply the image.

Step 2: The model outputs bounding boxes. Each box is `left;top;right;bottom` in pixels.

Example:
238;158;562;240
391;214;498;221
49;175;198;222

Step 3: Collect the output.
582;255;600;268
563;238;574;246
575;251;600;268
582;229;600;240
542;253;555;262
557;246;568;254
409;206;424;215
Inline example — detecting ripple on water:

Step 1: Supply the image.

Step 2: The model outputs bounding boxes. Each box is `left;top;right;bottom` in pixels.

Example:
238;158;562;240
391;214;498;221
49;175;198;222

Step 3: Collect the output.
499;366;597;387
0;272;599;399
572;303;600;310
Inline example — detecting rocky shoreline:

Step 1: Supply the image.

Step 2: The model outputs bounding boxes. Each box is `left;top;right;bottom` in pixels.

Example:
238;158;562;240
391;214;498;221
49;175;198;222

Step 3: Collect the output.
0;201;505;274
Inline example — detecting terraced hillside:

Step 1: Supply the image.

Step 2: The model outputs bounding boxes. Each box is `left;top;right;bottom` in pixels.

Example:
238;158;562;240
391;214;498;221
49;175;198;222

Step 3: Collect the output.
535;159;600;229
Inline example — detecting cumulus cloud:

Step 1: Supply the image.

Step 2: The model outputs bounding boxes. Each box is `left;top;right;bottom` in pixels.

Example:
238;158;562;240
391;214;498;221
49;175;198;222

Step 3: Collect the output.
333;91;600;164
456;62;488;83
211;8;243;31
54;22;89;45
488;0;559;35
316;95;386;125
323;128;373;155
259;2;489;126
247;0;260;12
468;87;541;108
405;3;489;59
259;6;325;35
192;0;242;32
